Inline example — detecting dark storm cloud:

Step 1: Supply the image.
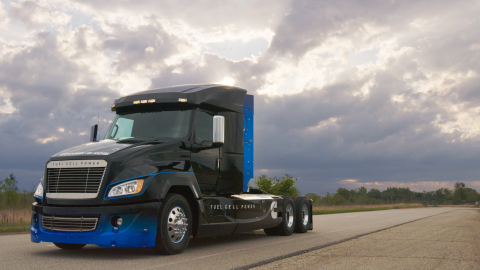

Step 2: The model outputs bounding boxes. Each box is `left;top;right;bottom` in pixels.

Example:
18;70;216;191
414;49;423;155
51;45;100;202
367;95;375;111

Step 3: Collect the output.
0;30;118;187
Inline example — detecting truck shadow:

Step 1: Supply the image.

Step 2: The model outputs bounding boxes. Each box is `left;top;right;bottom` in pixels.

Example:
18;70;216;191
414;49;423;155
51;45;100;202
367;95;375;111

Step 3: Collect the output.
31;231;273;259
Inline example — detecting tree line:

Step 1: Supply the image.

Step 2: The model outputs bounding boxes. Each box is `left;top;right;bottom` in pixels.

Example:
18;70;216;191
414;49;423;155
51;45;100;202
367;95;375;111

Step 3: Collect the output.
254;175;479;206
308;182;479;205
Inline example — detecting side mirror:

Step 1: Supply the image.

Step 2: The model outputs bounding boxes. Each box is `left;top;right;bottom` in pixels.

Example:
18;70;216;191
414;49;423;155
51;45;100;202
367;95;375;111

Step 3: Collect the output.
90;124;98;142
213;115;224;147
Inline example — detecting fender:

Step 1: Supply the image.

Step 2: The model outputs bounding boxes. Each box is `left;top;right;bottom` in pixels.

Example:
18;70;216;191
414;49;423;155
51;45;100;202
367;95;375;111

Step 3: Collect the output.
144;171;202;200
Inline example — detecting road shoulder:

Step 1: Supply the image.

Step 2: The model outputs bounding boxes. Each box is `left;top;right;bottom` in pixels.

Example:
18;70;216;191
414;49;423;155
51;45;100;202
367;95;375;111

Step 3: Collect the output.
251;209;480;270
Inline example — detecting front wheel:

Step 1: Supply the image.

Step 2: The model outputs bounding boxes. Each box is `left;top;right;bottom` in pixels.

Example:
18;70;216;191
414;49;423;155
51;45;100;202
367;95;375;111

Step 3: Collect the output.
153;193;192;255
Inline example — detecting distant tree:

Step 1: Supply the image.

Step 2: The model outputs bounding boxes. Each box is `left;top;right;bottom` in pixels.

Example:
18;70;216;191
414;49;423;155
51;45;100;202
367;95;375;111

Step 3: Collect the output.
336;187;351;201
1;173;18;193
255;175;274;194
349;189;357;198
1;173;19;207
367;188;381;200
382;187;398;203
454;182;465;191
276;174;300;197
254;174;299;196
357;187;367;197
465;188;479;203
453;187;479;204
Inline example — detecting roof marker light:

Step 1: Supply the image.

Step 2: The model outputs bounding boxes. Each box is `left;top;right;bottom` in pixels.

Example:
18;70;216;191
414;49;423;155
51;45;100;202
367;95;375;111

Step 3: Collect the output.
141;100;148;104
148;99;155;103
178;98;187;102
133;100;140;104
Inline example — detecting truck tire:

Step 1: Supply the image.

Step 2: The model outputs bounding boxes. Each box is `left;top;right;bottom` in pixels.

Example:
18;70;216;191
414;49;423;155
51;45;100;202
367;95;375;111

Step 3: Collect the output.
294;197;309;233
53;243;86;249
276;196;295;236
153;193;192;255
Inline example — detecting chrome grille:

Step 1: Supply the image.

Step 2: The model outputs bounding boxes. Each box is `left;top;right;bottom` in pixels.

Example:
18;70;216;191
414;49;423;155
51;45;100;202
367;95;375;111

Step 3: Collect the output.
42;216;98;232
47;167;106;194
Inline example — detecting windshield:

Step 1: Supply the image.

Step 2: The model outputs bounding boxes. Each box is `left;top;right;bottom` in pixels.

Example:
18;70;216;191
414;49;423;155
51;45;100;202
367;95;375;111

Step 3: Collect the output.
105;109;192;141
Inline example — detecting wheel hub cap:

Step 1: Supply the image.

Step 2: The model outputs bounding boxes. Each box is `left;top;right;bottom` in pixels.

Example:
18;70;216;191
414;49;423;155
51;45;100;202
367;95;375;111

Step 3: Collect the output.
167;206;188;243
286;204;294;228
302;204;309;226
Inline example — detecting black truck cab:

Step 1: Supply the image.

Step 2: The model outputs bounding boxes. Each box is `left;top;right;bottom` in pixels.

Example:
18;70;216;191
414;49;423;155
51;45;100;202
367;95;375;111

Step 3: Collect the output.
31;84;312;254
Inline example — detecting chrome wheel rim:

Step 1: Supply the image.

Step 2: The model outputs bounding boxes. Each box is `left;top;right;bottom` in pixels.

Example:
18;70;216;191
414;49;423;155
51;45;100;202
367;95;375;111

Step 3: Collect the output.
286;204;294;228
167;206;188;243
301;204;309;226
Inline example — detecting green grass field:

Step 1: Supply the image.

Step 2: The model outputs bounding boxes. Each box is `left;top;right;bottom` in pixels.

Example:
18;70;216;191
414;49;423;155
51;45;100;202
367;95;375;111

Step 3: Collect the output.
0;208;31;233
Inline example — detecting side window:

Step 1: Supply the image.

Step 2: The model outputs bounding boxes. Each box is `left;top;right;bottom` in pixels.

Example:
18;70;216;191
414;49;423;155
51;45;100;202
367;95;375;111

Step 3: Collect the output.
110;117;134;139
195;111;213;143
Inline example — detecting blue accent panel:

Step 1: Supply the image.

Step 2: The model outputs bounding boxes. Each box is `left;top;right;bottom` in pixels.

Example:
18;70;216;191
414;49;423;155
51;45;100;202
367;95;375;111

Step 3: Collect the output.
243;94;254;192
31;201;161;247
104;171;193;200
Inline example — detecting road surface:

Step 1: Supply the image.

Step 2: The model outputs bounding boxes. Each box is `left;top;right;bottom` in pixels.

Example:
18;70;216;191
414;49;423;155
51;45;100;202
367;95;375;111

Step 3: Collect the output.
0;207;460;269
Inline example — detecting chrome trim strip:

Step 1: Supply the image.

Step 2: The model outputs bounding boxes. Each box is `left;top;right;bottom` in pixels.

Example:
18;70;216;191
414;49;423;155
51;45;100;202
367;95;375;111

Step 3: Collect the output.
42;216;98;232
47;160;107;168
46;193;98;199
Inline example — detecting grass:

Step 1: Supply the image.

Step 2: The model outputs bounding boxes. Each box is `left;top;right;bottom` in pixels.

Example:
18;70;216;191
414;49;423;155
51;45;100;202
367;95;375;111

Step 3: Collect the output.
0;208;31;233
312;203;423;215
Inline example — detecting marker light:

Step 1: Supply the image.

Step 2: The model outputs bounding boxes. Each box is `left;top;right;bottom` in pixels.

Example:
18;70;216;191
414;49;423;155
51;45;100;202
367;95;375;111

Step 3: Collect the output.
34;182;43;199
108;179;144;197
133;100;140;104
148;99;155;103
178;98;187;102
141;100;148;104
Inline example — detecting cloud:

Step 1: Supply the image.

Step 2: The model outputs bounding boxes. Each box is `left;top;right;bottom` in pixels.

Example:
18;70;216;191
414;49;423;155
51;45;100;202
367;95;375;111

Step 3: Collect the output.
1;0;480;196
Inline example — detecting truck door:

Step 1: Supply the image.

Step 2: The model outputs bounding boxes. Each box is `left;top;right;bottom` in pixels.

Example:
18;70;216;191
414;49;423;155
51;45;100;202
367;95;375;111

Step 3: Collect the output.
191;110;220;192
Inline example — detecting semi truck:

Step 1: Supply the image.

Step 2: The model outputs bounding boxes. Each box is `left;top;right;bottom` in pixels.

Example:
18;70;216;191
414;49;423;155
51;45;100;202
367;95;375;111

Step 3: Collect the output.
31;84;313;254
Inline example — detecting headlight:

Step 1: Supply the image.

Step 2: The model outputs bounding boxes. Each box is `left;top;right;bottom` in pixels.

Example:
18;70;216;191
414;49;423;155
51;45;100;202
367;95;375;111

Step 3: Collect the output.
108;179;144;197
34;182;43;199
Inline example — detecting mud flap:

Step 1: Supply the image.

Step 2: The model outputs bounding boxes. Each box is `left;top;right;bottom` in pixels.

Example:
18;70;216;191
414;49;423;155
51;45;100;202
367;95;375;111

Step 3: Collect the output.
308;199;314;230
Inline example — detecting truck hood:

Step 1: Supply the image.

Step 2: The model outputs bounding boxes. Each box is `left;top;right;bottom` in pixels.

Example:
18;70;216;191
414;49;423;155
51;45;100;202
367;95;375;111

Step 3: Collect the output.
52;139;132;157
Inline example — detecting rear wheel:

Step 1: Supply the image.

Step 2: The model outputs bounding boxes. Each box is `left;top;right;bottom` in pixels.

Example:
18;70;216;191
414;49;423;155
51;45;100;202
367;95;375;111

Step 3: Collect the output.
153;193;192;255
53;243;86;250
294;197;309;233
276;196;295;236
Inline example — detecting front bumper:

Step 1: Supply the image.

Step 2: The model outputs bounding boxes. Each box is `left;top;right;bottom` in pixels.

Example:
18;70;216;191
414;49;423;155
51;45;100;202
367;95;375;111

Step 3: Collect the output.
31;201;161;247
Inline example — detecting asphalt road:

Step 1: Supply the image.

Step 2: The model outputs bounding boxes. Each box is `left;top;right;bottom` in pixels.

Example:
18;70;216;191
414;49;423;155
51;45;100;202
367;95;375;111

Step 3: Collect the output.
0;207;459;270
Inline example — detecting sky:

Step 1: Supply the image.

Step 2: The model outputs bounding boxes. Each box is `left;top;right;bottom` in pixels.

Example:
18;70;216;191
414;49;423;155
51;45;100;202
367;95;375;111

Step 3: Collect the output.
1;0;480;195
